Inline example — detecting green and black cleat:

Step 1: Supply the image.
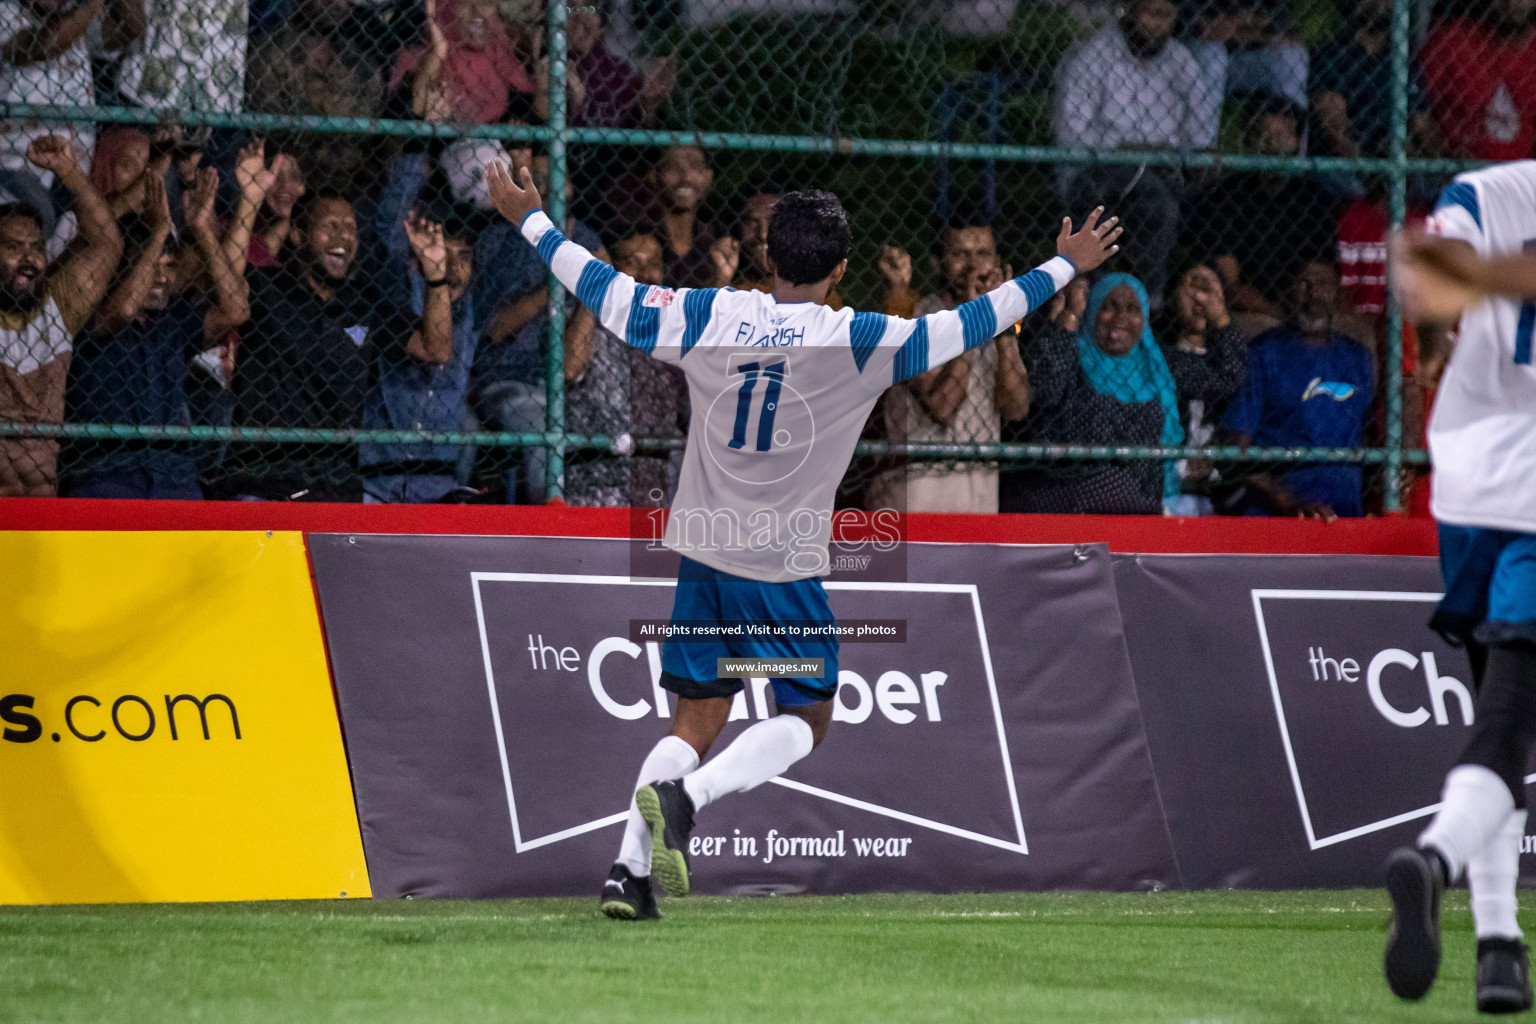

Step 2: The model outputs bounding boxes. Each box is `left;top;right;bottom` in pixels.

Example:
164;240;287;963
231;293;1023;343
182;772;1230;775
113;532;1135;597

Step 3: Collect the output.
635;779;695;897
599;863;660;921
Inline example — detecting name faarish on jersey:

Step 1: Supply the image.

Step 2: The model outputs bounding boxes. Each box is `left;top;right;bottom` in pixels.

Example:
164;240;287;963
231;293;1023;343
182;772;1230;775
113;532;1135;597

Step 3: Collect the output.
734;321;807;347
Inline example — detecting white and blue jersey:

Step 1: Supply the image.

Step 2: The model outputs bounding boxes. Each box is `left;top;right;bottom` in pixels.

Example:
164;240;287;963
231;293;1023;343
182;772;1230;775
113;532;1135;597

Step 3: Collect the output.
519;208;1075;584
1426;161;1536;535
1424;161;1536;642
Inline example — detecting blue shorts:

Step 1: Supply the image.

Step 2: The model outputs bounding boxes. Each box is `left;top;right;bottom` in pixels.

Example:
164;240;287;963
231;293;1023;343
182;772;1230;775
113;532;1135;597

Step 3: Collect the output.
1433;524;1536;646
660;556;839;708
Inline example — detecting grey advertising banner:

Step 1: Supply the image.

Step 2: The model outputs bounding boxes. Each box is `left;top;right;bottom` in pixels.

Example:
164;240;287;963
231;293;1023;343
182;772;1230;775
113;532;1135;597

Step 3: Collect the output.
309;535;1177;898
1112;553;1536;890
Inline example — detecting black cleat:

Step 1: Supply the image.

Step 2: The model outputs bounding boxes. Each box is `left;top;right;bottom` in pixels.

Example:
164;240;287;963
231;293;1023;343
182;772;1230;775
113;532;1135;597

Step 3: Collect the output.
599;863;660;921
635;779;695;897
1385;846;1446;1000
1477;938;1534;1014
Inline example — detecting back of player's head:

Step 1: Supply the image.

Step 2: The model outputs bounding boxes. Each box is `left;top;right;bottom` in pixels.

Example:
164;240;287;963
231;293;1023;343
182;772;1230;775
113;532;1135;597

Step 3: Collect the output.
766;190;850;286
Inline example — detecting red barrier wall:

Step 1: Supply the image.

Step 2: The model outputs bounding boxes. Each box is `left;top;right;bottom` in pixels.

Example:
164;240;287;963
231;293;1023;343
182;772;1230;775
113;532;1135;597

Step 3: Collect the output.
0;498;1438;555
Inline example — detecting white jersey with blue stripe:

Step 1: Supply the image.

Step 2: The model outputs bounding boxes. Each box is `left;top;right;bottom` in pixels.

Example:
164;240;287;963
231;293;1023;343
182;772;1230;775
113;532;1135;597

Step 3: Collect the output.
520;209;1074;582
1425;160;1536;533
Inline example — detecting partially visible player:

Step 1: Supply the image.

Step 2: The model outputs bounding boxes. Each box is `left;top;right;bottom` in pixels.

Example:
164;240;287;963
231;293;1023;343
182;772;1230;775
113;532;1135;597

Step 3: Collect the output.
1385;159;1536;1015
484;160;1121;920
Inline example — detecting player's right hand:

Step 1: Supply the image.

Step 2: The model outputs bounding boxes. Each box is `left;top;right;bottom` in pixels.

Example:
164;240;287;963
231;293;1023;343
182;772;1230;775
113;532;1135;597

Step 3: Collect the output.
486;160;542;226
1392;230;1481;324
1057;207;1122;274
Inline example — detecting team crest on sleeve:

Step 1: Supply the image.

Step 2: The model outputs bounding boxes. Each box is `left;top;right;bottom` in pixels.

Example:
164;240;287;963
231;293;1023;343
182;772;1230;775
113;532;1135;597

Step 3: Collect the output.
642;288;677;308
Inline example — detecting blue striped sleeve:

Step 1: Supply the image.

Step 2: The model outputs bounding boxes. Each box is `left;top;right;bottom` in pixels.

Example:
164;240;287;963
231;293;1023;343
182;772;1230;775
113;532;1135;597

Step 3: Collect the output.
536;225;567;266
1435;182;1481;231
1017;268;1055;312
956;296;998;351
893;321;929;384
626;285;661;354
848;311;887;373
575;258;618;314
680;288;719;358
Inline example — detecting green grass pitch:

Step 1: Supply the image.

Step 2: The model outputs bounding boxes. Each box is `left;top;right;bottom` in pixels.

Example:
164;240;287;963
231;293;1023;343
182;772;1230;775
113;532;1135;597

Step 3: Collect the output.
0;889;1520;1022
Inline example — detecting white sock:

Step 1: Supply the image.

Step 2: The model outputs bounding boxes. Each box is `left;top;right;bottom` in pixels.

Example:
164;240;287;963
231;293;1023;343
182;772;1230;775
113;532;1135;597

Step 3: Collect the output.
682;715;814;811
1420;764;1518;882
616;735;698;877
1470;809;1527;941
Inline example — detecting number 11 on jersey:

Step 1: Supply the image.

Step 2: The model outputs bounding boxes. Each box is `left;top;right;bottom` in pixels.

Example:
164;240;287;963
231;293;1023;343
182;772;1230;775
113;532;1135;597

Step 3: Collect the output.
728;361;786;452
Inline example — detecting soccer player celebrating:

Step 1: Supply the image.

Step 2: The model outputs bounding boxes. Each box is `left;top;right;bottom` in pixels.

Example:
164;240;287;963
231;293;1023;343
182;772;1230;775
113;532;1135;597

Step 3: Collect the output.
484;160;1121;920
1386;159;1536;1014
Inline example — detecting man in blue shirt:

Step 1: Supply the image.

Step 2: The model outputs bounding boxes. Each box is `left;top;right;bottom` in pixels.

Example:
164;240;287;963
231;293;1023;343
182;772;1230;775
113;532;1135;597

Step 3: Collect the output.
1221;257;1375;517
362;150;480;504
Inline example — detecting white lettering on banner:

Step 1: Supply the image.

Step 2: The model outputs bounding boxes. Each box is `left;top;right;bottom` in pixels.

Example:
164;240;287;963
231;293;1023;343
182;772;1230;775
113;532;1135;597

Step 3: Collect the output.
1306;643;1475;729
1361;649;1473;728
1368;649;1429;728
586;636;650;720
875;671;920;724
675;829;915;863
534;632;948;725
1252;588;1505;854
473;572;1029;858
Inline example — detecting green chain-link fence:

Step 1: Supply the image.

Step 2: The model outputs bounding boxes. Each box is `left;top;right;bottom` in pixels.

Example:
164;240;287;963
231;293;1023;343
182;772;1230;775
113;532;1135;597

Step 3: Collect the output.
0;0;1508;513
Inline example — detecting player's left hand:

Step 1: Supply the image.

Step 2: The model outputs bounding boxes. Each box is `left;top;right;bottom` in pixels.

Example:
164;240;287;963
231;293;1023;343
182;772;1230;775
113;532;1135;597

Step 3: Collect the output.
486;159;542;226
1057;207;1122;274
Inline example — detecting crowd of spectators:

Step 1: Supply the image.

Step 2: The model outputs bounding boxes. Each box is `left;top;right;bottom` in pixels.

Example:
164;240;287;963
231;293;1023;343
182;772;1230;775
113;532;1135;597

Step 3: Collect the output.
0;0;1525;515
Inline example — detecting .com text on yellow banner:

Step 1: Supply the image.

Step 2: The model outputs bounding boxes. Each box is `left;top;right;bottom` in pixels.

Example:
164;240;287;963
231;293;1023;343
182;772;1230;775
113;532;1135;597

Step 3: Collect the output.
0;530;370;903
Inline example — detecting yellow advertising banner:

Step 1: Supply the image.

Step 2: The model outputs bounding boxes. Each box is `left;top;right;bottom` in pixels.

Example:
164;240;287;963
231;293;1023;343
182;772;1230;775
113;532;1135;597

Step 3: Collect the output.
0;530;370;903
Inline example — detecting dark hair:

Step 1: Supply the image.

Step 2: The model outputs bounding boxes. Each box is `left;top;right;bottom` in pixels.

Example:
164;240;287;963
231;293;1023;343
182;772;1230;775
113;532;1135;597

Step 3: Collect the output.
0;202;45;235
292;190;354;231
1244;94;1305;137
736;174;784;207
932;207;994;257
765;189;851;286
440;210;478;248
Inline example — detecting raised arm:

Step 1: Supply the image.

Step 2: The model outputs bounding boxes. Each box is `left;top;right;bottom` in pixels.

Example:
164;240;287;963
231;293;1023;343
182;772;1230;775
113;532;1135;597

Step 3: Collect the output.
2;0;102;66
374;149;430;294
224;139;285;279
1397;232;1536;324
888;210;1121;384
401;212;453;365
93;174;172;334
184;166;250;340
486;160;692;360
28;137;122;314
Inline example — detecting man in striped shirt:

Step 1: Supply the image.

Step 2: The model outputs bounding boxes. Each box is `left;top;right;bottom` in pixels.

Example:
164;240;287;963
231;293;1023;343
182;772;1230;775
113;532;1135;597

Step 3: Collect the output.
485;159;1121;919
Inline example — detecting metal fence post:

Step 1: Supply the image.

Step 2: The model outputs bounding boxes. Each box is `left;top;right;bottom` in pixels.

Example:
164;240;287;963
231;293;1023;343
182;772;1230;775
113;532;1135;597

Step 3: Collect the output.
1384;0;1411;513
544;0;570;502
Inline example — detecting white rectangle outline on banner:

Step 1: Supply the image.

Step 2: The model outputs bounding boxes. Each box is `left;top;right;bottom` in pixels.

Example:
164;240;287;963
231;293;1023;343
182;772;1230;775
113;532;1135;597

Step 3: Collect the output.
471;572;1028;856
1252;588;1536;851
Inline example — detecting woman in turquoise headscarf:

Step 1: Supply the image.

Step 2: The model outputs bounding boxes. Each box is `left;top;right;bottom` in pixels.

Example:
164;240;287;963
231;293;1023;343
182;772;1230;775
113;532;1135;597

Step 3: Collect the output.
1003;269;1246;515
